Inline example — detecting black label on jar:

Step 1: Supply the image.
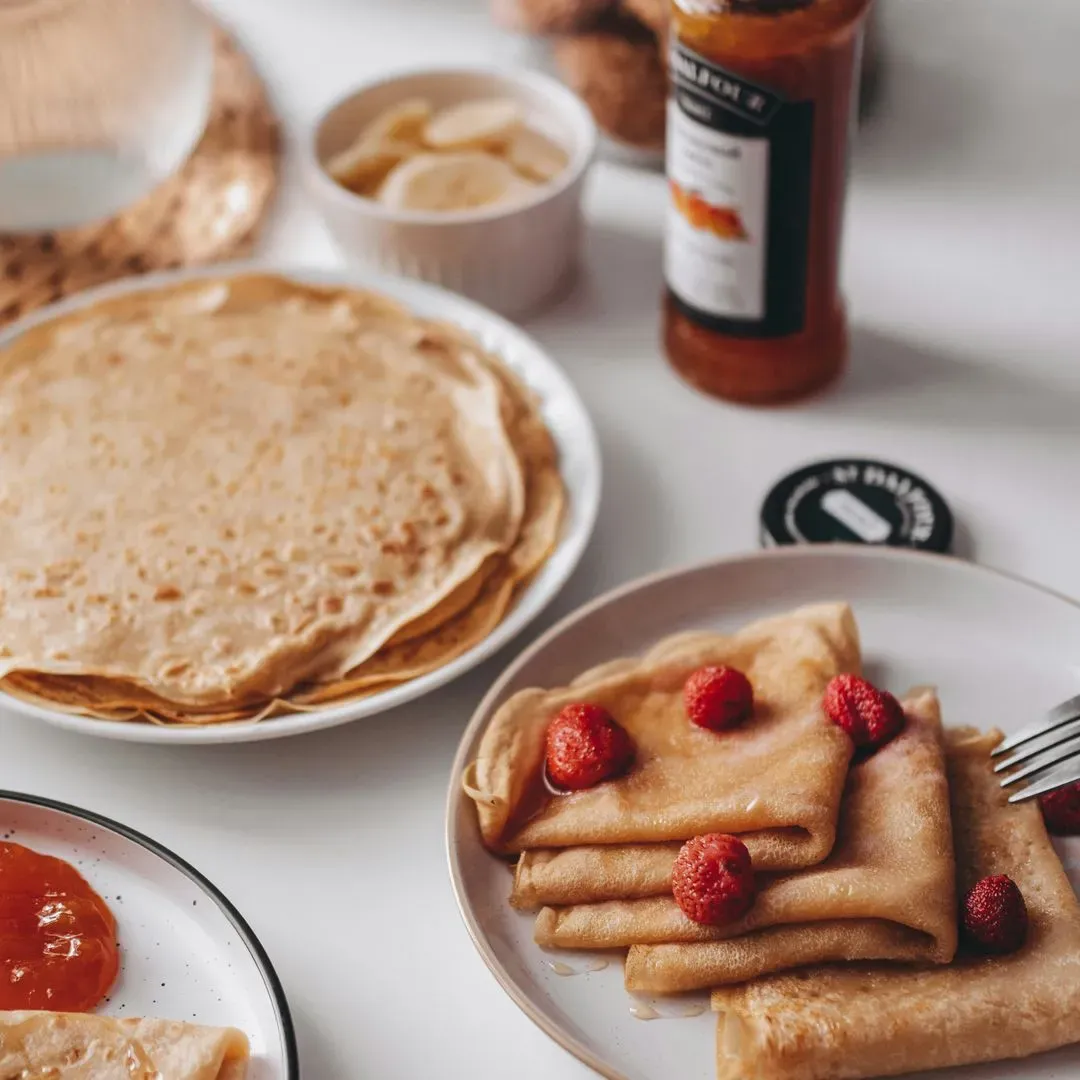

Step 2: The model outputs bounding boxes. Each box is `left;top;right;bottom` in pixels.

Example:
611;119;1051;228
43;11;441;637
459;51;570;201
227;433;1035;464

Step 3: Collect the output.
665;41;814;339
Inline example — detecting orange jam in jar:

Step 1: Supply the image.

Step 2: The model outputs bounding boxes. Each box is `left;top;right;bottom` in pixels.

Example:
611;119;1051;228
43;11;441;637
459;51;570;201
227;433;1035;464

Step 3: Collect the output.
663;0;871;403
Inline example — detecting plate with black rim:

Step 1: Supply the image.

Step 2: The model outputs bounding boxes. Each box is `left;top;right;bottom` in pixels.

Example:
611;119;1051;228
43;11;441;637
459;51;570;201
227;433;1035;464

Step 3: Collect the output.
446;546;1080;1080
0;791;298;1078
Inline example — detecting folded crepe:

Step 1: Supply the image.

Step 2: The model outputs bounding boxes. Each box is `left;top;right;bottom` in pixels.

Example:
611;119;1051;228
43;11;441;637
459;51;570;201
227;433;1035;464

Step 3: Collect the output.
710;727;1080;1080
533;691;958;993
513;842;684;908
468;604;858;872
0;1011;248;1079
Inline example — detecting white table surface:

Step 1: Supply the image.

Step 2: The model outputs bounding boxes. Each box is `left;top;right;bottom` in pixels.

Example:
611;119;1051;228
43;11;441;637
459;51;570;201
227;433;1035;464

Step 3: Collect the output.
3;1;1080;1077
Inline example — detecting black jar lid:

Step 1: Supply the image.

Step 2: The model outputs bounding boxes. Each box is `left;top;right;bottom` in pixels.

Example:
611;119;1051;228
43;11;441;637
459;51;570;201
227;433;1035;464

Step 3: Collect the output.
760;458;954;553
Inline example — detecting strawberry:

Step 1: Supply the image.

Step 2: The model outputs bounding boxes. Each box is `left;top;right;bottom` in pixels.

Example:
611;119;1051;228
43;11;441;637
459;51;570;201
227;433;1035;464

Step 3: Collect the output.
962;874;1029;955
683;665;754;732
671;833;756;926
1039;780;1080;835
545;703;634;791
823;673;905;750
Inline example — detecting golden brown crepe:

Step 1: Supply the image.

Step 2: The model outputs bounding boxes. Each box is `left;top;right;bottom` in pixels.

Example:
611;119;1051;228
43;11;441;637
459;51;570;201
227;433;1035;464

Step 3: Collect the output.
0;1011;248;1079
513;842;683;908
468;604;858;870
600;691;958;990
531;686;954;959
527;688;951;953
0;275;565;724
293;338;564;707
0;275;525;707
2;562;517;724
710;727;1080;1080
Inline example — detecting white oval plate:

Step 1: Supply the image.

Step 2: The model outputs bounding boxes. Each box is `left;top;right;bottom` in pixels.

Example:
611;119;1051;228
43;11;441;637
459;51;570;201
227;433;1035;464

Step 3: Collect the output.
0;263;601;743
447;546;1080;1080
0;792;297;1077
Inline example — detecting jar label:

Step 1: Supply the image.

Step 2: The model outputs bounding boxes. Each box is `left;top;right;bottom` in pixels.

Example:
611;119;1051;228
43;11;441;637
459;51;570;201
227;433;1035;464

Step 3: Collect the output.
664;42;814;338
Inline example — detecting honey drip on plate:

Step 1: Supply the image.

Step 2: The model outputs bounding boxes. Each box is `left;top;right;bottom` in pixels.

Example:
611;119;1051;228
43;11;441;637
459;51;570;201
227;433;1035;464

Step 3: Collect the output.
630;999;709;1021
547;958;609;976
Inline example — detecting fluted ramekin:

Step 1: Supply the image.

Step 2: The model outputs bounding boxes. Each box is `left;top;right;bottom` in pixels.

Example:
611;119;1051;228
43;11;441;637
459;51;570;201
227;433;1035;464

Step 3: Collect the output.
302;67;597;318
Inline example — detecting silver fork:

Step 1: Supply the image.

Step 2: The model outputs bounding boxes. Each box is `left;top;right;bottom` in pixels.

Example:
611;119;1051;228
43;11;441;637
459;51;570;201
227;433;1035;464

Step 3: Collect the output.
993;692;1080;802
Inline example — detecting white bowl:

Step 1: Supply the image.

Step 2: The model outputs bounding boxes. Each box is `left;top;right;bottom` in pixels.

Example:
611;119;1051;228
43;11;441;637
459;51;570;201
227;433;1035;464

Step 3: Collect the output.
303;67;598;317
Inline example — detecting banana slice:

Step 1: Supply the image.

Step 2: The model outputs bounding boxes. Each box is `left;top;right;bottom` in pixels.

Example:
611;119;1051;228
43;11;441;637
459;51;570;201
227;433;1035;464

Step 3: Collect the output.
363;97;433;146
505;127;569;183
326;99;432;192
423;98;524;152
327;137;417;195
377;152;526;213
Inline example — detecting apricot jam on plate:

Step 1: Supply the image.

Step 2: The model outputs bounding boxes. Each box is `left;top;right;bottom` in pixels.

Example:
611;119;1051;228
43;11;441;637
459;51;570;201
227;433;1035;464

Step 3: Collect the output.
0;840;119;1010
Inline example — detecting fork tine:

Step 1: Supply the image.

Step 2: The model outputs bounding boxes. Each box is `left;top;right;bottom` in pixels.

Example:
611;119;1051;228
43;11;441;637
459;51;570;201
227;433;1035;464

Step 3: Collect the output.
998;733;1080;787
992;691;1080;756
1007;756;1080;802
993;716;1080;773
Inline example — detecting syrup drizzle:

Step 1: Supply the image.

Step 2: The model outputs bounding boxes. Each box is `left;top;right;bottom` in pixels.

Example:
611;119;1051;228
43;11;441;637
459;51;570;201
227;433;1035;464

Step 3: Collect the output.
630;998;710;1021
546;957;610;976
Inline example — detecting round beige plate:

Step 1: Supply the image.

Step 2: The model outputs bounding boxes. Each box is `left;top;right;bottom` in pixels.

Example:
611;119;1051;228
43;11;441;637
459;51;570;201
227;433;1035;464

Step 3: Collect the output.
0;264;600;744
447;547;1080;1080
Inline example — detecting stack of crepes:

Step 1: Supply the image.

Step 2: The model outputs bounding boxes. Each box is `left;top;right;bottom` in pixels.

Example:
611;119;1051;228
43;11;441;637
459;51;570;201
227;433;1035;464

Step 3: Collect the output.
0;274;564;724
466;603;1080;1080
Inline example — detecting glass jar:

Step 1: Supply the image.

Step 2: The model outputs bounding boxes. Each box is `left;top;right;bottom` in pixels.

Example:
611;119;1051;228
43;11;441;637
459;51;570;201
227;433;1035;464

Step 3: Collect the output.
662;0;872;404
0;0;214;232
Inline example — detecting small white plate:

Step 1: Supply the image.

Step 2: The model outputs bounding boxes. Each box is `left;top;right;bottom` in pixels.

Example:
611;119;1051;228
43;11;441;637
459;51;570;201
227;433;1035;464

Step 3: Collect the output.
0;792;297;1078
0;264;601;744
447;546;1080;1080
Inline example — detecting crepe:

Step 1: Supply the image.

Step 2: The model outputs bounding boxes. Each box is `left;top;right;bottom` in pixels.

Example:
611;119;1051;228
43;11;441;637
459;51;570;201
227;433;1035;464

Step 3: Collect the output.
0;274;529;707
524;690;946;934
710;727;1080;1080
529;689;952;956
468;604;858;870
292;336;564;706
593;691;957;989
1;562;516;724
0;1011;248;1079
513;843;684;908
3;364;562;723
2;334;563;724
510;625;872;902
533;690;953;962
0;275;565;723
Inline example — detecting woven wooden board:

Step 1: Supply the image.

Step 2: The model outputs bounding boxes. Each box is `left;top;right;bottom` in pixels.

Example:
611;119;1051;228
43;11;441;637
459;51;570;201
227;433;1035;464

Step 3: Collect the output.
0;26;280;328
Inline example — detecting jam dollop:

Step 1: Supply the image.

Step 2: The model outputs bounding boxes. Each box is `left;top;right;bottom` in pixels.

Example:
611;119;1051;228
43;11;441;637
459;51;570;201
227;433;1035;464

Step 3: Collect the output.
0;840;119;1010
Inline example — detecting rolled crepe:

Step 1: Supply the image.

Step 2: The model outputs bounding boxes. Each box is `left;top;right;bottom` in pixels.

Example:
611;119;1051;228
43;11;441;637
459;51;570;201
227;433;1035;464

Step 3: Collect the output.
513;843;684;908
535;692;958;993
469;603;857;871
0;1011;248;1078
711;727;1080;1080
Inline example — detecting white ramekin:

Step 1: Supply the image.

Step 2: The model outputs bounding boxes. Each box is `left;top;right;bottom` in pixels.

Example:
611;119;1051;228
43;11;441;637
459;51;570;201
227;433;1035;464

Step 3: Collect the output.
302;67;598;318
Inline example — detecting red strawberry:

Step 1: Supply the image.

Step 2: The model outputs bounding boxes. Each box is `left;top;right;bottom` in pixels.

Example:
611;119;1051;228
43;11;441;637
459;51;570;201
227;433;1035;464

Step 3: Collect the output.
1039;780;1080;835
671;833;756;926
683;665;754;732
962;874;1029;955
545;703;634;791
823;674;905;750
